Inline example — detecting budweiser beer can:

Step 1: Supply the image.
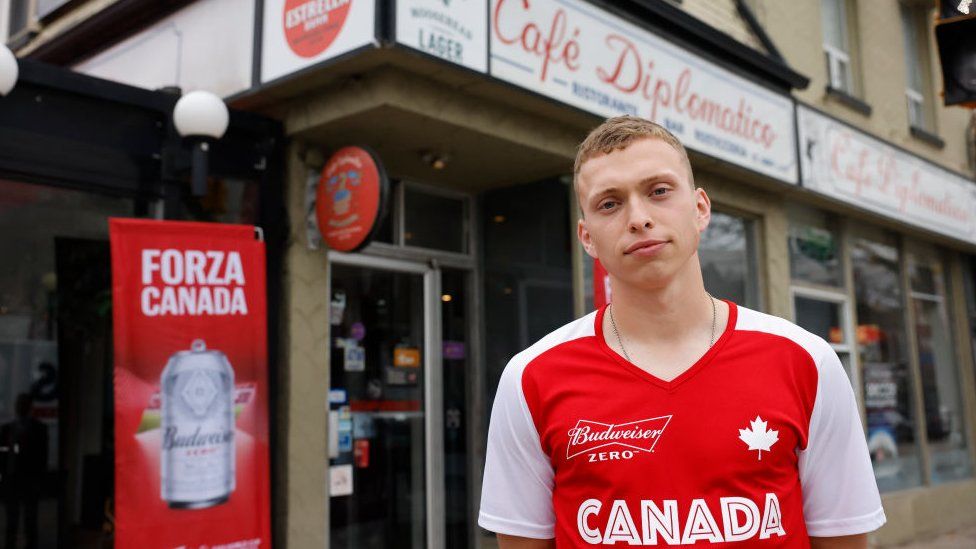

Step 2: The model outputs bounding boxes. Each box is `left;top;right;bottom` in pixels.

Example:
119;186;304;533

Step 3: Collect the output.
160;339;236;509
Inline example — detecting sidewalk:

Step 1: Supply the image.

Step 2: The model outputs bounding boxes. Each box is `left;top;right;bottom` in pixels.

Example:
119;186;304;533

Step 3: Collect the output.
879;524;976;548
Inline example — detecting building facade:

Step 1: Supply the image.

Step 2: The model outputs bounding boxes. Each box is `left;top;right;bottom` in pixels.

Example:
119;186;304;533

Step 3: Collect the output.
2;0;975;547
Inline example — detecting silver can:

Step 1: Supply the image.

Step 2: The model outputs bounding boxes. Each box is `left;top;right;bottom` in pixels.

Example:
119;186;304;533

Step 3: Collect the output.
160;339;236;509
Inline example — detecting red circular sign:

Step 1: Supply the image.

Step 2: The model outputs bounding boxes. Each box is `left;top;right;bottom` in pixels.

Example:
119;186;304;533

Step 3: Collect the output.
316;146;388;252
283;0;352;58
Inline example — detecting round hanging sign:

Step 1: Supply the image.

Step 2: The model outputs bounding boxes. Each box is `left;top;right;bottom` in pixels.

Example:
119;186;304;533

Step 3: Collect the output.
316;146;389;252
283;0;352;58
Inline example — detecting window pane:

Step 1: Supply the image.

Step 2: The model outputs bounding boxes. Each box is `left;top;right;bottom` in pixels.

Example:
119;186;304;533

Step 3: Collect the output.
901;6;925;93
403;187;466;253
37;0;71;19
789;223;843;287
795;296;845;345
821;0;849;51
0;179;136;549
8;0;30;36
700;212;759;308
328;264;428;548
908;252;973;483
852;236;923;491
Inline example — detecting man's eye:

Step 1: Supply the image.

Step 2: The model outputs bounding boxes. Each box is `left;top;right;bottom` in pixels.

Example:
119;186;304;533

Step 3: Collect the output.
651;187;670;196
599;201;617;210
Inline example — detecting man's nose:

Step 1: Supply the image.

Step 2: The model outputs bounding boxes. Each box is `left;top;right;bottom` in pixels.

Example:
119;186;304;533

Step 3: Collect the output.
627;201;654;232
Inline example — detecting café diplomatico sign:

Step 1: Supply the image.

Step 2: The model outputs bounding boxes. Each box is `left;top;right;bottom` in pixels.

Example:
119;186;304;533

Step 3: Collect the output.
489;0;798;184
798;106;976;246
315;146;390;252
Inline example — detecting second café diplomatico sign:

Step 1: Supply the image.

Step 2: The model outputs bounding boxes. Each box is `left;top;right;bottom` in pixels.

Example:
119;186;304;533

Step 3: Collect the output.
488;0;797;184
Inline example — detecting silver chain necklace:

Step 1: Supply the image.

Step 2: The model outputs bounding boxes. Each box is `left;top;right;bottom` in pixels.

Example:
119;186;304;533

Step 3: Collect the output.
608;294;717;364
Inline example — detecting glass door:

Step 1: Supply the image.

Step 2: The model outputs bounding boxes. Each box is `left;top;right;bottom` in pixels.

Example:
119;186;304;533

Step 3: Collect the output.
327;253;445;549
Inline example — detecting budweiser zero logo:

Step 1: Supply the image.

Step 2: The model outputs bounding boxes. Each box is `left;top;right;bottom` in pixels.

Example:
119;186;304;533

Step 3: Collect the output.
566;415;672;460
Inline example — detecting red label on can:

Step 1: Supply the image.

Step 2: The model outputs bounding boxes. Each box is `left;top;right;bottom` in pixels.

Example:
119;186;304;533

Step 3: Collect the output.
283;0;352;58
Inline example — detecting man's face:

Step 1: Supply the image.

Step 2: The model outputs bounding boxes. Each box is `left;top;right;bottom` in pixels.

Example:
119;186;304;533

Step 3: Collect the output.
576;137;711;290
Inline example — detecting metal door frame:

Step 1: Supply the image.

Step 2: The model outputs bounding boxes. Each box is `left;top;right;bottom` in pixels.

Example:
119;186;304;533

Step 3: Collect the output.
327;250;446;549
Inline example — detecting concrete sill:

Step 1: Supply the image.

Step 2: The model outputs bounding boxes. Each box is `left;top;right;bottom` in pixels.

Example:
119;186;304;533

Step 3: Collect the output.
909;126;945;149
825;86;872;116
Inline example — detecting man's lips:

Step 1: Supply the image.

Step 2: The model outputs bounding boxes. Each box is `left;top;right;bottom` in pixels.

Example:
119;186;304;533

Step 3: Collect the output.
624;239;669;255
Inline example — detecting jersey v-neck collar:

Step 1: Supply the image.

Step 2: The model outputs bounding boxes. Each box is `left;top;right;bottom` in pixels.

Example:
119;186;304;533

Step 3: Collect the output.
593;299;738;391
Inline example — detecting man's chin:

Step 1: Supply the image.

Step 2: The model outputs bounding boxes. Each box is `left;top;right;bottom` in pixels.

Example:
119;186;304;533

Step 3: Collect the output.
608;266;676;292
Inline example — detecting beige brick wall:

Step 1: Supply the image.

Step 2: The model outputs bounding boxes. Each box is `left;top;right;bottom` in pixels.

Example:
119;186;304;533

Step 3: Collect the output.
678;0;768;53
751;0;975;177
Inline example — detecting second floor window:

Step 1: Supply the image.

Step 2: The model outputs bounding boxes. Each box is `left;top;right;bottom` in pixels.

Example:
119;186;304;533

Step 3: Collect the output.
822;0;856;95
901;5;934;132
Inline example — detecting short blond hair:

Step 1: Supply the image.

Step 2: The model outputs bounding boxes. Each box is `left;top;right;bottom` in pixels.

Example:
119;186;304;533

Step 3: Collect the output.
573;116;695;190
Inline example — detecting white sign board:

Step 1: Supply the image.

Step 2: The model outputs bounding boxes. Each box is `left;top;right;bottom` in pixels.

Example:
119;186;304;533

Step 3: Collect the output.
396;0;488;72
73;0;255;98
798;105;976;244
262;0;377;84
488;0;797;183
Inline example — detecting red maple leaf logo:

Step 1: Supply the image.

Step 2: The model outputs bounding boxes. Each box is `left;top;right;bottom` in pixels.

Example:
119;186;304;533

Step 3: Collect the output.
738;416;779;460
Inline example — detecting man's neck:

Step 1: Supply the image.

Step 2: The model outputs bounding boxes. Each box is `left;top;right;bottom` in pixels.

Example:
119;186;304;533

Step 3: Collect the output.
603;259;731;381
608;265;712;347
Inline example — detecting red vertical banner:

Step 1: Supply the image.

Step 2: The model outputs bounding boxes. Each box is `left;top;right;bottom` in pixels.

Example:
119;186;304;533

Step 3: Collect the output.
593;258;612;309
110;219;271;549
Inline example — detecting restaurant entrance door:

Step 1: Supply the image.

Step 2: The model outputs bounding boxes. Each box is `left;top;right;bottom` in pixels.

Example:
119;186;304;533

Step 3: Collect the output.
328;252;464;549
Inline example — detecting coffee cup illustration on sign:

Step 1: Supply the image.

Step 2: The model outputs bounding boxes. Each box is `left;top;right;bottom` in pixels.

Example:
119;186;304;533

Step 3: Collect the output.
327;169;361;227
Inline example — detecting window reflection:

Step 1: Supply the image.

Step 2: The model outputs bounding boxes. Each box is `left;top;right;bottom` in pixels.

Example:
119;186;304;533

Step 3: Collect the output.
908;252;973;484
851;236;923;491
700;212;758;308
789;223;842;287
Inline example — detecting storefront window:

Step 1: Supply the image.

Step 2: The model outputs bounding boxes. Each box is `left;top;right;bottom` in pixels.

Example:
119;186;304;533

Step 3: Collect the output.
907;250;973;484
403;185;468;253
788;214;854;380
0;179;137;549
700;211;759;309
851;235;923;492
789;222;842;287
482;179;573;406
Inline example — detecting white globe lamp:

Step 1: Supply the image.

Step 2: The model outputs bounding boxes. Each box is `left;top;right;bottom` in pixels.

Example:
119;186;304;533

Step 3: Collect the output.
0;45;18;97
173;91;229;196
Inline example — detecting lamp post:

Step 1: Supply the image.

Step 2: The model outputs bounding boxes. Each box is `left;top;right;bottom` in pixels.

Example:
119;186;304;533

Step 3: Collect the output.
173;90;229;196
0;45;18;96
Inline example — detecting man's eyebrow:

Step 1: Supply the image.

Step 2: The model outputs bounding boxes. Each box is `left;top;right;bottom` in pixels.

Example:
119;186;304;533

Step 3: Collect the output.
637;173;679;185
589;186;622;201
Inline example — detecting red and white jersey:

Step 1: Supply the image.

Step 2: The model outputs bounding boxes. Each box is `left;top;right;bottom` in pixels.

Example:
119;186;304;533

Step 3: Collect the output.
479;301;885;547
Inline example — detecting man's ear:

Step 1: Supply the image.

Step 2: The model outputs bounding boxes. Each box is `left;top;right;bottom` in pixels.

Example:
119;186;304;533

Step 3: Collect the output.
695;188;712;233
578;218;599;259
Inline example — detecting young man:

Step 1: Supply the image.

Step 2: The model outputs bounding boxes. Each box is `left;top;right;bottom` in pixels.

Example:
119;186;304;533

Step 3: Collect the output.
478;117;885;548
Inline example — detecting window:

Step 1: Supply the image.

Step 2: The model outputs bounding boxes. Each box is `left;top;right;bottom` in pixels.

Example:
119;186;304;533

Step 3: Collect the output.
821;0;857;95
788;214;843;288
851;235;924;492
901;5;935;132
6;0;32;41
0;0;8;43
402;184;469;254
700;211;760;309
907;247;972;484
788;210;855;380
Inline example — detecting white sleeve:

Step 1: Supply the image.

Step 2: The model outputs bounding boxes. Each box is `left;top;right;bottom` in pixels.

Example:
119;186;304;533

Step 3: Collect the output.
798;348;886;537
478;357;555;539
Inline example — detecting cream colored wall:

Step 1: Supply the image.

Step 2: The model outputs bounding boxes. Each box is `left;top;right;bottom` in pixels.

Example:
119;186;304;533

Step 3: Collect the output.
278;143;331;549
876;480;976;545
750;0;975;177
678;0;768;53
